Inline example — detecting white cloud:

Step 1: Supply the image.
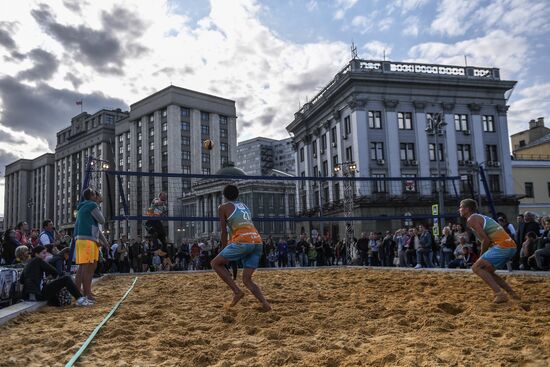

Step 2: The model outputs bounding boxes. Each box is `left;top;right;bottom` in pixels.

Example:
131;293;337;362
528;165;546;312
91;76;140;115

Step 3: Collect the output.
306;0;318;12
0;124;50;157
402;16;419;36
387;0;430;15
362;41;392;60
350;15;374;34
333;0;358;20
507;83;550;135
408;30;529;77
431;0;480;37
378;17;393;31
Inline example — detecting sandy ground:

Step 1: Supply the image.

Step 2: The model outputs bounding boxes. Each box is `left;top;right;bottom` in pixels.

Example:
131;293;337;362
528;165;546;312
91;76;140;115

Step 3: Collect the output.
0;268;549;367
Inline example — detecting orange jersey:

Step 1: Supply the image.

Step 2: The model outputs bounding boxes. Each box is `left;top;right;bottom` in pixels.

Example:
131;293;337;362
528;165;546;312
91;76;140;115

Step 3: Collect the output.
474;214;516;249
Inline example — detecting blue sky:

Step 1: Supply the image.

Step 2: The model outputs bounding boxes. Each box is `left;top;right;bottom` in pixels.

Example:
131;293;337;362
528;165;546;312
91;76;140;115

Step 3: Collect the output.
0;0;549;215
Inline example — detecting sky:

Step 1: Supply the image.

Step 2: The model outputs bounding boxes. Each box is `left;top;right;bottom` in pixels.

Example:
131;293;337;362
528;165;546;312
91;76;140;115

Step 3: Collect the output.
0;0;549;216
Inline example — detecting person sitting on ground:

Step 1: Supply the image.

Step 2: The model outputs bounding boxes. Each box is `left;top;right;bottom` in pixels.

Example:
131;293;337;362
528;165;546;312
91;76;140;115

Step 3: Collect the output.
448;237;466;269
20;245;91;306
13;245;30;266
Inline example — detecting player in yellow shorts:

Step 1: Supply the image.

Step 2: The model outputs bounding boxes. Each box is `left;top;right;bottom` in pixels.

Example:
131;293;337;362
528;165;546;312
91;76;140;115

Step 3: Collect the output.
75;239;100;264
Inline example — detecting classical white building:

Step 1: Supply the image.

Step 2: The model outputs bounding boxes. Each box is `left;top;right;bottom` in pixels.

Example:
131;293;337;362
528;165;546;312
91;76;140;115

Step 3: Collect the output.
287;59;518;235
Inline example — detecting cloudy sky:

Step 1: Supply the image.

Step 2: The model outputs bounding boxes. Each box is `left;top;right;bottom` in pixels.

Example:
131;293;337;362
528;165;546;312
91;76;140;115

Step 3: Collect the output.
0;0;549;215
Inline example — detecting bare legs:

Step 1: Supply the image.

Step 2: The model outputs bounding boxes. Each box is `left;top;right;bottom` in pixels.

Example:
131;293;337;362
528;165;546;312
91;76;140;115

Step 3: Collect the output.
76;263;97;299
472;259;517;303
211;256;271;311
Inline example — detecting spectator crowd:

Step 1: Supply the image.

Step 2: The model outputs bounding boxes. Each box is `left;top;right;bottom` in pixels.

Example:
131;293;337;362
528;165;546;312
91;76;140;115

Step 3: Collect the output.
1;212;549;282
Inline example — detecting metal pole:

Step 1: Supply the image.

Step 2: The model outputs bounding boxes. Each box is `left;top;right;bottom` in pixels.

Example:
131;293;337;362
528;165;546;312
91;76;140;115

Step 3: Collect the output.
319;171;323;237
433;120;444;232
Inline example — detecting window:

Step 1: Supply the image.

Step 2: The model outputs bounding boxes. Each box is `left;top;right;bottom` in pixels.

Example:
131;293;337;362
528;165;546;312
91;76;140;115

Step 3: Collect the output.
183;151;190;160
485;145;498;162
321;134;327;153
182;136;190;146
126;132;130;141
398;112;413;130
403;174;417;192
525;182;534;198
149;141;154;150
368;111;382;129
221;156;228;166
105;115;114;124
138;145;142;154
399;143;415;161
202;153;210;164
221;143;227;151
299;147;304;162
119;146;123;155
373;174;386;193
312;140;318;156
344;116;351;135
118;158;123;167
457;144;472;161
201;124;209;135
489;174;501;193
201;111;209;122
182;165;190;174
149;155;154;165
482;115;495;132
313;165;318;179
137;120;142;128
519;140;526;147
162;122;167;132
370;142;384;160
148;128;153;137
426;113;436;130
333;155;338;170
161;109;167;119
322;160;328;176
345;147;353;161
220;128;227;138
300;171;305;189
454;114;469;131
180;107;190;118
162;137;167;146
202;168;210;175
149;114;154;123
181;122;190;131
331;126;337;146
118;135;123;144
137;159;142;168
220;115;227;125
127;156;130;165
429;143;444;161
137;132;142;141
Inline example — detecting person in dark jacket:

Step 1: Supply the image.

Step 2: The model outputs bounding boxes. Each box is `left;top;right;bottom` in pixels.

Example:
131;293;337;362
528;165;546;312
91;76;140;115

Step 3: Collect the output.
20;245;91;306
1;228;19;265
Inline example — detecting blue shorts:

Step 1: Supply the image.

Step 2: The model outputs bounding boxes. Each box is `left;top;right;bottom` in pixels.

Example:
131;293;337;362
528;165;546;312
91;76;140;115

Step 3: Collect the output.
218;244;263;269
480;246;516;269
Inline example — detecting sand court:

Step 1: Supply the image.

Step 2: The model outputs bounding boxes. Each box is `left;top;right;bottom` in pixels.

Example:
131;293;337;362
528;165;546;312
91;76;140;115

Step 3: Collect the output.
1;268;549;366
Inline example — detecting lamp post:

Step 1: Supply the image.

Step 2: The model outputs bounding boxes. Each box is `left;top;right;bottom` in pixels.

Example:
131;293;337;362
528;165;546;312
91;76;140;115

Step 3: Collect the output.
426;113;447;230
333;161;358;264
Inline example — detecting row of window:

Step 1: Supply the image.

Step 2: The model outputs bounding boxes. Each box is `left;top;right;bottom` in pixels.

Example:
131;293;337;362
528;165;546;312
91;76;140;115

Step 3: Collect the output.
135;108;229;125
523;182;550;198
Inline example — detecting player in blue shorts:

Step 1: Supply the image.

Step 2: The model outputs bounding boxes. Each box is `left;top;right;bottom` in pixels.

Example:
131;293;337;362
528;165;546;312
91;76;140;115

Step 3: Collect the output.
211;184;271;312
459;199;520;303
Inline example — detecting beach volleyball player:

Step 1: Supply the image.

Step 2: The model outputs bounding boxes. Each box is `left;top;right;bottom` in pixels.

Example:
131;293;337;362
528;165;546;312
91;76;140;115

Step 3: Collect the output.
211;184;271;312
459;199;519;303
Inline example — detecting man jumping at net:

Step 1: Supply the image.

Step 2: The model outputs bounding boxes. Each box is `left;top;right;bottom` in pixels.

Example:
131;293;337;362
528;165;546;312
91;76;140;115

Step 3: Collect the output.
145;191;168;254
459;199;520;303
211;184;271;312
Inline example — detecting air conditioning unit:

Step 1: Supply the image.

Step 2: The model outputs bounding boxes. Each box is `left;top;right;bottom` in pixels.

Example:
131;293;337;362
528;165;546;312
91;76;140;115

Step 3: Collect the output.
377;159;385;165
343;134;348;140
486;161;493;167
332;142;337;147
464;129;471;135
320;150;325;155
466;160;474;166
493;161;501;167
458;160;465;166
410;160;418;166
403;160;410;166
313;153;317;158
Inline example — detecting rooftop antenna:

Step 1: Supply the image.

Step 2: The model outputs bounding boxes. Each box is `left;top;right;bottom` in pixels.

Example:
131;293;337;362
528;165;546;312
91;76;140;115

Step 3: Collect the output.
464;55;468;66
383;49;386;61
350;41;358;60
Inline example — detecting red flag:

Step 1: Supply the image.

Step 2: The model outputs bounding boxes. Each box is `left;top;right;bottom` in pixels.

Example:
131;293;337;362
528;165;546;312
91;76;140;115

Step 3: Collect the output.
76;100;82;106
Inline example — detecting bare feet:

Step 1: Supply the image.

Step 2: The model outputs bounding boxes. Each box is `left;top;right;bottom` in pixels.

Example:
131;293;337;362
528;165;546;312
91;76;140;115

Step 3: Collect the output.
508;290;521;300
259;303;272;312
493;291;509;304
229;290;245;308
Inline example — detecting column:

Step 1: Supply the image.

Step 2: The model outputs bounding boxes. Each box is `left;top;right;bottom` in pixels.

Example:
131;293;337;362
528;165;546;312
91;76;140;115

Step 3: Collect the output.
228;116;237;163
469;103;485;196
497;105;514;195
350;98;369;196
210;113;221;171
413;102;430;196
303;135;312;209
334;110;344;201
384;100;401;196
443;103;458;191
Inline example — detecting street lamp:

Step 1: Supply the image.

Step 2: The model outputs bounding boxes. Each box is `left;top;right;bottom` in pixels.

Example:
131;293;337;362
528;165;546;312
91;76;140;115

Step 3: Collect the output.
333;161;358;264
426;113;447;229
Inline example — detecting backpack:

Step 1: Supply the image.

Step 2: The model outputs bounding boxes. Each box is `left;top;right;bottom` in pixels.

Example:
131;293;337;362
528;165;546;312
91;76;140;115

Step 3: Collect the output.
48;287;72;306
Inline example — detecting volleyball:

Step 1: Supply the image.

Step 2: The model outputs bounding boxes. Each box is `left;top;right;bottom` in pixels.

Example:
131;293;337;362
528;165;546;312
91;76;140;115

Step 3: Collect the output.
203;139;214;150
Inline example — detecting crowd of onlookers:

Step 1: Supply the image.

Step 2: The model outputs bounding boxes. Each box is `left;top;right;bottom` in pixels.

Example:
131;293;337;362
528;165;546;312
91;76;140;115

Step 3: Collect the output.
1;213;549;274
